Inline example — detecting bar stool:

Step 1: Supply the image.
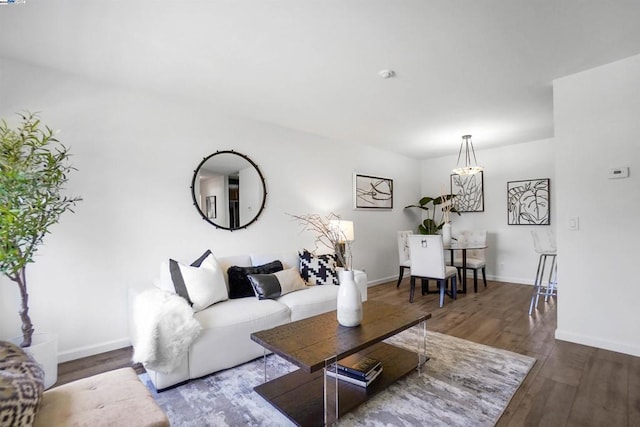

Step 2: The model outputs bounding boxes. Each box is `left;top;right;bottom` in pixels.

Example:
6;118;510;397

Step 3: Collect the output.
528;229;557;315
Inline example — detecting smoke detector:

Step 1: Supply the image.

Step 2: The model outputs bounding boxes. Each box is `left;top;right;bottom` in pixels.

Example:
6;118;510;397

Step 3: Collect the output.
378;69;396;79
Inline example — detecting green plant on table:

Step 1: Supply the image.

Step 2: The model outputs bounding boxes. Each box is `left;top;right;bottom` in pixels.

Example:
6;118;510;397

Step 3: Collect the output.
404;194;459;235
0;112;82;347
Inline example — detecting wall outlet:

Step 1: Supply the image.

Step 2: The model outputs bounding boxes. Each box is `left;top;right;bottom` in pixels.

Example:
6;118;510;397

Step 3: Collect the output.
608;167;629;179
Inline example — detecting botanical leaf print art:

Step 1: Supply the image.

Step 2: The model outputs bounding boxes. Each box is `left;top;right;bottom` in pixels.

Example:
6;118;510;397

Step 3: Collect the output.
507;179;550;225
451;172;484;212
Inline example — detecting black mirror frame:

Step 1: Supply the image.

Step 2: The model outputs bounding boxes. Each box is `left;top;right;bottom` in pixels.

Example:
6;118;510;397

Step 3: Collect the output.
190;150;267;231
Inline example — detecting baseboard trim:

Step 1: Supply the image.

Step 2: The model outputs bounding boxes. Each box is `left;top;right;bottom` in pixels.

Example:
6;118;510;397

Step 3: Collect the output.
58;337;131;363
368;275;397;287
486;274;532;285
555;329;640;357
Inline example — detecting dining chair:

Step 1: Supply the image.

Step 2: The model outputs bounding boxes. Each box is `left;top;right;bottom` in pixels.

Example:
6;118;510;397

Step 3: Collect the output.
396;230;413;287
452;230;487;292
408;235;457;307
529;229;558;315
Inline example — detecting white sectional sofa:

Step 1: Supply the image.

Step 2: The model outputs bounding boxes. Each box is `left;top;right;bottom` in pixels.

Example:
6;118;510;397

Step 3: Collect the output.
130;252;367;391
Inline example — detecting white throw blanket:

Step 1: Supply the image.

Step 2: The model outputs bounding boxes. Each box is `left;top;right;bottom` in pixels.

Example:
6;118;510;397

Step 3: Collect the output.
132;288;202;374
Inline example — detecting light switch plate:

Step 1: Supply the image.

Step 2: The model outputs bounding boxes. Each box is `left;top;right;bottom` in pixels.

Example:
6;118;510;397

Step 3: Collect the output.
568;217;579;231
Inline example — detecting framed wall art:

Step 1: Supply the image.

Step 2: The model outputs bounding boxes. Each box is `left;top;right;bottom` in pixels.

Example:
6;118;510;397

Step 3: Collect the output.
507;178;550;225
353;173;393;209
450;171;484;212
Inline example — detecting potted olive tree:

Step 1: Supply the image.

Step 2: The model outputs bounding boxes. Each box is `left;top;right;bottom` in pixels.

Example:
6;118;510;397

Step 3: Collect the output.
0;112;81;388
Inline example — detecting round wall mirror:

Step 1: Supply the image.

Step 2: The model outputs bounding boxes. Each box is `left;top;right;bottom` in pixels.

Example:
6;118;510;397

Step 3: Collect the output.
191;150;267;231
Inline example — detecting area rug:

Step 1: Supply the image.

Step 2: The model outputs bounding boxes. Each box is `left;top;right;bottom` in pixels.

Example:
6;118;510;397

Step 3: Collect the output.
140;327;535;426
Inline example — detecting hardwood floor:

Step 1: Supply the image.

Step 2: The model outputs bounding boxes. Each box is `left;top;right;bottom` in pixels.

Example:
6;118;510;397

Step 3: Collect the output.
57;279;640;426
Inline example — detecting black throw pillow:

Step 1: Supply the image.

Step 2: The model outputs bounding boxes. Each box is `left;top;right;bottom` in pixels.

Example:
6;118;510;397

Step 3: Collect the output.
227;260;284;299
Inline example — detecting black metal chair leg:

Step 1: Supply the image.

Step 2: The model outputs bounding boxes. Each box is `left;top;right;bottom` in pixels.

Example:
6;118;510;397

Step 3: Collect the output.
397;266;406;288
409;276;416;302
451;276;457;300
473;269;478;293
482;267;487;287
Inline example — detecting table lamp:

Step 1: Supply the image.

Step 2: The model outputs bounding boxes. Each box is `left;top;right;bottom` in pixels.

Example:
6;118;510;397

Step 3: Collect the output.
330;220;354;268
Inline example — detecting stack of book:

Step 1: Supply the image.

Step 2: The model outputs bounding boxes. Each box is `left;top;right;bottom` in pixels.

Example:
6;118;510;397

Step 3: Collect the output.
326;355;383;387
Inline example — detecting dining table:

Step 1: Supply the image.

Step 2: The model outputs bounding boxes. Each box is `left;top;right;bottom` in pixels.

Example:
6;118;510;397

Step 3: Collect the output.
443;241;488;294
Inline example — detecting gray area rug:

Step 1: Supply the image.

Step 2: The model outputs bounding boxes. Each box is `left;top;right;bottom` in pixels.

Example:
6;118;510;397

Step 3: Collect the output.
140;327;535;426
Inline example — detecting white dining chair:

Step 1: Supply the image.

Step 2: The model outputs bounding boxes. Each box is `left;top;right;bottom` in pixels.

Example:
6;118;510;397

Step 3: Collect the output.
396;230;413;287
529;229;558;315
452;230;487;292
408;235;457;307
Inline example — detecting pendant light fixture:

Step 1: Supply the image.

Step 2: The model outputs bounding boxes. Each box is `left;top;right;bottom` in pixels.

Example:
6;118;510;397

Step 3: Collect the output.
452;134;483;175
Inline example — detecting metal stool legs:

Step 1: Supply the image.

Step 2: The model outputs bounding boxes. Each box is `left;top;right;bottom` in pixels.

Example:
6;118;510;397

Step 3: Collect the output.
528;253;557;315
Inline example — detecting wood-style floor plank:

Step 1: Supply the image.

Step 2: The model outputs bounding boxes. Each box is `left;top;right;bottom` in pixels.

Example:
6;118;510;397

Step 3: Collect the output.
629;355;640;426
568;349;629;426
56;278;639;426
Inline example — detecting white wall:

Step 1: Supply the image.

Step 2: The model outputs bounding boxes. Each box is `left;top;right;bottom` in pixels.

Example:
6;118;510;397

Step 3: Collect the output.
553;54;640;356
0;59;421;361
419;139;556;284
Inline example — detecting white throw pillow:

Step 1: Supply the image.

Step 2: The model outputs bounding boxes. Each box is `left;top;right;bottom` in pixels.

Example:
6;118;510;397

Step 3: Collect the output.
159;250;228;312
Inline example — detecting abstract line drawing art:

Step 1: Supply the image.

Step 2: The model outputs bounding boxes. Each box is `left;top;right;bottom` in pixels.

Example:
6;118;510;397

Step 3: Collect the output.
450;171;484;212
353;173;393;209
507;178;550;225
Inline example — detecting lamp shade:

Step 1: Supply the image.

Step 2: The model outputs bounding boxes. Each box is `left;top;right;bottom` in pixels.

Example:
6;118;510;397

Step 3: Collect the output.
330;220;354;242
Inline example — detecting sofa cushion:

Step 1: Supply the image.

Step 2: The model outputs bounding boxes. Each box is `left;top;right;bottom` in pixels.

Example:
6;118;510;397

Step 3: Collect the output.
227;260;283;299
299;249;339;286
277;284;339;321
161;250;228;312
0;341;45;427
190;297;291;378
194;297;290;331
247;268;307;300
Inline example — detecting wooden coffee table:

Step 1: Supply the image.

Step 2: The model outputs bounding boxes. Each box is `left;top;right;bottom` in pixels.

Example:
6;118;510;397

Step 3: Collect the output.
250;300;431;426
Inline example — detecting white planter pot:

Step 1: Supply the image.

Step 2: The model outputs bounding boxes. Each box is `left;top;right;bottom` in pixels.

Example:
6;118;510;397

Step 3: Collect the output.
337;270;362;327
11;333;58;389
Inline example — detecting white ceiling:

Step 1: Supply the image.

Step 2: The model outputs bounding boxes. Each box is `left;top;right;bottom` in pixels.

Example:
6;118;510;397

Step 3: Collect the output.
2;1;640;159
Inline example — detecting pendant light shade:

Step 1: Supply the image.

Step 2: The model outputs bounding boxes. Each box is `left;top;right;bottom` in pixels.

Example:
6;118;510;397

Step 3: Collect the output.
452;135;483;175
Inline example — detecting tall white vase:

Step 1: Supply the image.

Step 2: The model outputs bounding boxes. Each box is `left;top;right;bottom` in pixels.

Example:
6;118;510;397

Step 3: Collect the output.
442;222;452;245
337;270;362;327
11;332;58;389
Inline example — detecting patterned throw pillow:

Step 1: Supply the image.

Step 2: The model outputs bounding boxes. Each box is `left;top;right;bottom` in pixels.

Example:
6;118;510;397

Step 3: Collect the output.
0;341;45;427
299;249;339;286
